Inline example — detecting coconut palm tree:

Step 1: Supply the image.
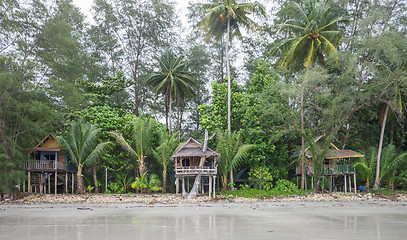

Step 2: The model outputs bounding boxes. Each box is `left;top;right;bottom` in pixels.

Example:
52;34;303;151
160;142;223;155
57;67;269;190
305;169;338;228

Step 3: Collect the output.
147;49;195;134
274;0;347;190
194;0;264;133
109;117;154;177
216;129;253;190
58;121;112;194
153;129;179;193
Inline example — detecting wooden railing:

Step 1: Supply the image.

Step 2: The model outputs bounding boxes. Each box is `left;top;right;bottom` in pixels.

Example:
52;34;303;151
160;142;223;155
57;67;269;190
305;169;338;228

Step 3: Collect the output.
323;164;355;175
175;166;217;176
25;160;66;171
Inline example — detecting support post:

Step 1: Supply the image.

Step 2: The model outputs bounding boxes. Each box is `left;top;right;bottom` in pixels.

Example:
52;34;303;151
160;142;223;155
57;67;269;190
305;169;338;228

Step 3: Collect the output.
348;174;352;193
55;172;57;194
354;173;357;193
344;175;347;193
105;167;108;193
65;172;68;193
48;173;51;194
209;176;212;200
72;173;74;194
213;176;216;198
176;177;179;194
23;178;25;193
28;171;31;193
40;174;43;193
182;177;186;198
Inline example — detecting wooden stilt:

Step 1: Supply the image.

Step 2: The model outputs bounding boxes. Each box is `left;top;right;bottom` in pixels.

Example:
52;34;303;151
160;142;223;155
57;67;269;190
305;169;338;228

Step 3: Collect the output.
213;176;216;198
55;172;57;194
348;174;352;193
28;171;31;193
40;174;43;193
343;174;347;193
105;168;108;193
305;176;307;189
353;173;357;193
176;177;179;194
65;172;68;193
209;176;212;199
23;178;26;193
201;178;204;194
72;173;74;194
329;176;333;192
48;173;51;194
296;176;299;187
182;177;186;198
187;178;189;192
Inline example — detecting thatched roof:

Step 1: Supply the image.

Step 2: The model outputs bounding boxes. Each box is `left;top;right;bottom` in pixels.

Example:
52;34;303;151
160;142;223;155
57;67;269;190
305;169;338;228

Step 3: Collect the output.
171;137;220;159
290;135;364;159
325;149;364;159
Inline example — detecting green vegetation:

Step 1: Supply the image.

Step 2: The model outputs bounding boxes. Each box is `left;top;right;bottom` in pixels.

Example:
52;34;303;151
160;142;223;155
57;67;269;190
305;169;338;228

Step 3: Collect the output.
1;0;406;196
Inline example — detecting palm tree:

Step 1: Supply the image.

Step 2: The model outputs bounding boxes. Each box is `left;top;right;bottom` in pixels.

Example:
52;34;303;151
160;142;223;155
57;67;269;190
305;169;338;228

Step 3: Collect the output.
353;146;377;190
377;144;407;189
154;129;179;193
147;49;195;134
58;121;112;194
109;117;154;177
274;0;347;190
216;129;253;190
194;0;264;133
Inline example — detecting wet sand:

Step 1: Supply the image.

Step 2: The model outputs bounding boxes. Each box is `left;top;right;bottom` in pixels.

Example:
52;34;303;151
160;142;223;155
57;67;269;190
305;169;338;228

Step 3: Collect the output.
1;201;407;240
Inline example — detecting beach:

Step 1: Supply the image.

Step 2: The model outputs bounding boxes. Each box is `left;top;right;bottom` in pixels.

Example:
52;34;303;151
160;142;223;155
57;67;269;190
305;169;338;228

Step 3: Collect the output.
1;193;407;239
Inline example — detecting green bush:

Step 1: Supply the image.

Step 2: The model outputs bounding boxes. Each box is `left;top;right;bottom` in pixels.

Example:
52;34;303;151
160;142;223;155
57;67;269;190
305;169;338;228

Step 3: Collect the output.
248;166;273;190
274;179;299;195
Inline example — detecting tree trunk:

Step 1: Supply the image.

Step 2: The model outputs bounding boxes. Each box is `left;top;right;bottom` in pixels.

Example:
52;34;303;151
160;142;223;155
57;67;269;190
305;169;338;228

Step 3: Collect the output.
93;165;98;193
373;103;389;189
222;174;228;191
139;155;147;177
226;16;231;133
162;167;167;193
229;170;233;189
77;165;85;194
168;90;172;135
177;94;180;133
301;86;305;190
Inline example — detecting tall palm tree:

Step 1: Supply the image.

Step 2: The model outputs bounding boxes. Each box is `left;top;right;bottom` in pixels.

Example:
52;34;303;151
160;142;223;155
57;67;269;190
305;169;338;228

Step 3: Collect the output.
58;121;112;194
147;49;195;134
216;129;253;190
274;0;347;190
153;129;179;193
109;117;154;177
194;0;264;133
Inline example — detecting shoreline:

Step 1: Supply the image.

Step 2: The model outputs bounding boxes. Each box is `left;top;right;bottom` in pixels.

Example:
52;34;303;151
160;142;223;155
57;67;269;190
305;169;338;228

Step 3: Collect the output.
1;192;407;206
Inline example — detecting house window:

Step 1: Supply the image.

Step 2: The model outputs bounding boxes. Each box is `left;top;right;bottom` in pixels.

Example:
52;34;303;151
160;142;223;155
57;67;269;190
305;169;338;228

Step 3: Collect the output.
44;154;55;161
182;158;190;167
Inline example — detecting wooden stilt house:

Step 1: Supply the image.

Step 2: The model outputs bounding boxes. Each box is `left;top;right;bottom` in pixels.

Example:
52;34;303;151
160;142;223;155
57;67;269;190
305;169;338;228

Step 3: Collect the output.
23;133;77;194
171;137;220;198
292;136;364;192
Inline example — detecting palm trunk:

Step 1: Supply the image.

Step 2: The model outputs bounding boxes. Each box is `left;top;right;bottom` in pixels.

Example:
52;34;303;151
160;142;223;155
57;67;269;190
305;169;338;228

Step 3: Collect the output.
162;167;167;193
222;174;228;191
139;155;147;177
93;165;98;193
77;165;84;194
373;103;389;189
301;85;305;190
168;90;172;135
226;16;231;133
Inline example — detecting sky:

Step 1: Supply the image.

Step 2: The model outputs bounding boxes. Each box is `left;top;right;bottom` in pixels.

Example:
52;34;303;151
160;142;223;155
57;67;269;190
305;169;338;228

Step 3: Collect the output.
72;0;196;27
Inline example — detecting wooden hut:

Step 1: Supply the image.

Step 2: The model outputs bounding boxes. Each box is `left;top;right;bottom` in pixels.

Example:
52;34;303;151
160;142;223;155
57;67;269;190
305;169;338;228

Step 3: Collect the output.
24;133;77;194
171;137;220;198
292;136;364;192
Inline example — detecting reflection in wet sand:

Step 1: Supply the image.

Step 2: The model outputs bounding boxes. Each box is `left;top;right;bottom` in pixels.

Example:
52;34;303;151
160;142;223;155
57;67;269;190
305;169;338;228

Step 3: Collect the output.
1;203;407;240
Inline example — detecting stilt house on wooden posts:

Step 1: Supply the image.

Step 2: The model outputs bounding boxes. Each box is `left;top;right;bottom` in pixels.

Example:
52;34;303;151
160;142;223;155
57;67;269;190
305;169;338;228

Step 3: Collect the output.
171;137;220;198
23;133;77;194
291;136;364;193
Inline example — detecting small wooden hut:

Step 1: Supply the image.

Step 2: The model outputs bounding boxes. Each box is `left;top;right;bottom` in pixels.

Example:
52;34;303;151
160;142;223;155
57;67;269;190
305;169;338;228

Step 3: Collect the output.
24;133;77;194
292;136;364;192
171;137;220;198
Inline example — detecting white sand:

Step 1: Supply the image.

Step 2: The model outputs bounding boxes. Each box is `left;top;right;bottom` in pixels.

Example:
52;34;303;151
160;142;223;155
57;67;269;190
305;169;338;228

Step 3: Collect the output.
1;201;407;240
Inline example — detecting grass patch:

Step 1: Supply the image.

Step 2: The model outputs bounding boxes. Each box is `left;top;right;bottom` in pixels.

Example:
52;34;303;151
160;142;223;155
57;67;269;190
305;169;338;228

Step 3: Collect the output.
369;189;407;196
